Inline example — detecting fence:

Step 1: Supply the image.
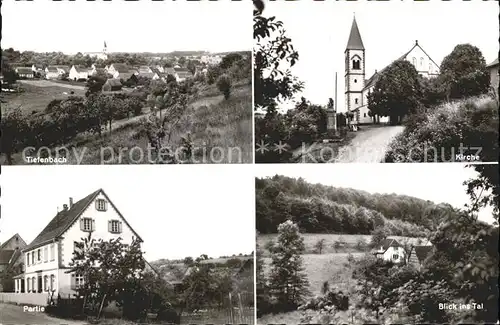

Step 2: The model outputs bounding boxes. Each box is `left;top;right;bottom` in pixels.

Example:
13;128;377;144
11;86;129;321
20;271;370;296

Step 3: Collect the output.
181;291;254;325
0;292;49;306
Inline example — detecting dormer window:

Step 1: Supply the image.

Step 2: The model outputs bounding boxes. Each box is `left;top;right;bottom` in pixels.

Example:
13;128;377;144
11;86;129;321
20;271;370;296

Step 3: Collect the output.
80;218;95;232
352;59;360;70
96;199;107;212
109;220;122;234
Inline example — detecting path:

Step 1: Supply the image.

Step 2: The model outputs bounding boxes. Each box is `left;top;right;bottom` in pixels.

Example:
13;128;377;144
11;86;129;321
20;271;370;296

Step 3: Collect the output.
0;303;86;325
334;125;404;162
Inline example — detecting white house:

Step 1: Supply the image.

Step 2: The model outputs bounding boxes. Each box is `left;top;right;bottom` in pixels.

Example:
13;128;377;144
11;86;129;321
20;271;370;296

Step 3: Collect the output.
373;238;406;264
13;189;144;296
69;66;90;81
45;67;60;80
15;67;34;79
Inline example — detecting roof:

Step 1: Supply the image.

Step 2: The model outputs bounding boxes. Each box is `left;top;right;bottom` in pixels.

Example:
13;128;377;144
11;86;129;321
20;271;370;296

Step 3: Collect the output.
363;41;440;90
487;58;499;68
413;245;433;263
165;67;176;75
346;17;365;51
16;67;33;74
137;72;155;79
174;67;189;73
23;189;143;252
374;238;402;254
46;67;59;73
73;66;89;73
117;72;134;80
55;65;70;71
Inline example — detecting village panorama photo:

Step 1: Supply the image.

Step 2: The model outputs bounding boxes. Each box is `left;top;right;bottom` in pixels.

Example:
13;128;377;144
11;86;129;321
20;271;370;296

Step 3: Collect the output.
254;0;499;163
255;163;499;324
0;165;255;324
1;0;253;165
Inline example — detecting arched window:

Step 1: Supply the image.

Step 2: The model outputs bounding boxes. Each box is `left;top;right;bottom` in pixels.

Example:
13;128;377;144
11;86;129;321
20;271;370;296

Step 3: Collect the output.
355;98;359;104
44;276;49;291
420;57;424;67
50;275;55;291
27;278;31;292
352;59;360;70
412;57;417;66
31;277;35;292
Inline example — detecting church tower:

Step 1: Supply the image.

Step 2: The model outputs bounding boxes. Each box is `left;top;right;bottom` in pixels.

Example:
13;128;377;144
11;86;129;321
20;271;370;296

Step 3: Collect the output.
344;16;365;124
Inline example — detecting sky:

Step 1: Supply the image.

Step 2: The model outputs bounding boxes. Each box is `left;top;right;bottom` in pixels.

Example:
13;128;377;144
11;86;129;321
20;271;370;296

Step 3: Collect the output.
1;0;251;54
255;163;497;225
0;165;255;262
261;0;500;111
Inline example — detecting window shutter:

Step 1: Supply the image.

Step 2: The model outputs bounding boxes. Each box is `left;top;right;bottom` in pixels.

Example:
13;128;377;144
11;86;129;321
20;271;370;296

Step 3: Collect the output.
95;200;99;210
105;201;108;211
70;274;76;290
108;220;111;232
119;221;123;233
80;219;84;231
91;219;96;232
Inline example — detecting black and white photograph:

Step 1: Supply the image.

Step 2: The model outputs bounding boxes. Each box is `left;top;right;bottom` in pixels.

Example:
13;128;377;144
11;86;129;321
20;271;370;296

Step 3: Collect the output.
254;0;499;163
1;0;252;165
255;163;498;324
0;166;255;324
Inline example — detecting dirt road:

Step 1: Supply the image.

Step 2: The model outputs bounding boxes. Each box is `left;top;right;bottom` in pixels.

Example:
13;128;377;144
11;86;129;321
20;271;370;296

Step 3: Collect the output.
334;125;404;163
0;303;85;325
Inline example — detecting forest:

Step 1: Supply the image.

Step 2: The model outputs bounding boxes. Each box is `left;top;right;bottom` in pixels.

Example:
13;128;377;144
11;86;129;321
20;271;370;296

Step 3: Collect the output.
256;175;458;236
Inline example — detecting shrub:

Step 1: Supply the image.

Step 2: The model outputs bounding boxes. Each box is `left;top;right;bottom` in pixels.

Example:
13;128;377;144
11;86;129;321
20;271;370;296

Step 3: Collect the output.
216;74;232;100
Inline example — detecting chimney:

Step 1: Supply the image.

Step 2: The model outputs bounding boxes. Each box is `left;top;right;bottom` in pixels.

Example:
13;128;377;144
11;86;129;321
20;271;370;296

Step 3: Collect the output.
415;40;418;45
63;204;68;211
69;197;73;208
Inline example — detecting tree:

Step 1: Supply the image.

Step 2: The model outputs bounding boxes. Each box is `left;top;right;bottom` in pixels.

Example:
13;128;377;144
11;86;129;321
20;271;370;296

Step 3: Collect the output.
370;227;388;247
439;44;490;100
216;74;232;100
183;257;194;266
367;60;422;125
268;221;310;310
85;70;108;96
313;239;326;254
253;5;303;114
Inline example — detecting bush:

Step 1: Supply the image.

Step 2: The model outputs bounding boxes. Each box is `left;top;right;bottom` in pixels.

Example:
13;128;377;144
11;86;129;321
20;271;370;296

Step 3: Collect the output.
216;74;232;100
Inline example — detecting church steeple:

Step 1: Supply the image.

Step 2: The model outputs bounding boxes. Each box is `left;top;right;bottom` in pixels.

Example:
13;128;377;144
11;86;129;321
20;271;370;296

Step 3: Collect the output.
345;16;365;51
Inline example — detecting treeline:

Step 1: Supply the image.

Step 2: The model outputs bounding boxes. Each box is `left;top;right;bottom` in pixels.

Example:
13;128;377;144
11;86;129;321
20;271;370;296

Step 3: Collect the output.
256;175;457;235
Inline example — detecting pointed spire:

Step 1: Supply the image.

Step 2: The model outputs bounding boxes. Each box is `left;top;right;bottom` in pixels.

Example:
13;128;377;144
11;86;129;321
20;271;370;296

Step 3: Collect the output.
346;16;365;51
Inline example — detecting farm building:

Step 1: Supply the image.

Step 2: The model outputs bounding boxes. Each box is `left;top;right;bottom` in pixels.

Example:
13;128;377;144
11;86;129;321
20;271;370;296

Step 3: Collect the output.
31;64;44;72
408;245;433;271
0;234;27;292
45;67;60;79
174;67;193;82
15;67;34;79
54;66;70;74
69;65;90;81
372;238;406;264
102;79;123;92
12;189;145;296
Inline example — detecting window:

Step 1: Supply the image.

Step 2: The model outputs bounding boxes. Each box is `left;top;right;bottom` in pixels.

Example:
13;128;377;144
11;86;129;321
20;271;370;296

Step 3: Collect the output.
31;278;35;292
420;57;424;67
37;249;41;262
27;278;31;292
96;199;107;211
50;275;55;291
364;113;367;117
50;244;55;261
109;220;121;234
355;98;358;104
393;254;399;260
72;274;84;289
27;255;30;266
44;247;48;262
354;79;357;83
44;276;49;291
352;59;360;70
80;218;94;232
412;57;416;66
31;252;34;264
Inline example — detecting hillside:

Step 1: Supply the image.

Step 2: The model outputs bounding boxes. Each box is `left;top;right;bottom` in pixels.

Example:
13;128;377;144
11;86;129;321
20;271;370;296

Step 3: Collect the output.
256;175;458;236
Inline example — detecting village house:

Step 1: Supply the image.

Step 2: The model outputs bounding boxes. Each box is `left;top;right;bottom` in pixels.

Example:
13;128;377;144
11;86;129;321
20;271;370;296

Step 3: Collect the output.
107;63;130;77
54;66;70;75
0;234;27;292
372;238;406;264
12;189;144;296
102;79;123;92
487;58;499;95
174;67;193;82
344;17;440;125
408;245;434;271
69;65;90;81
137;66;153;74
15;67;34;79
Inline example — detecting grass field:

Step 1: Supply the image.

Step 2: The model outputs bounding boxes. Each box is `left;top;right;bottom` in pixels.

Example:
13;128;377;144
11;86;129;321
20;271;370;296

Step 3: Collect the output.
2;82;252;165
1;81;86;114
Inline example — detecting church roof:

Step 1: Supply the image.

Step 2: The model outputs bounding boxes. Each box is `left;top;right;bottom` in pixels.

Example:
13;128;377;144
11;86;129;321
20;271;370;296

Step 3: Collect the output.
346;17;365;51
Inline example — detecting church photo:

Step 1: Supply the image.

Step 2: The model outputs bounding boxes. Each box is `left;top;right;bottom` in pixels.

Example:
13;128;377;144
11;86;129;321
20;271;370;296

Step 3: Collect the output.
254;0;499;163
